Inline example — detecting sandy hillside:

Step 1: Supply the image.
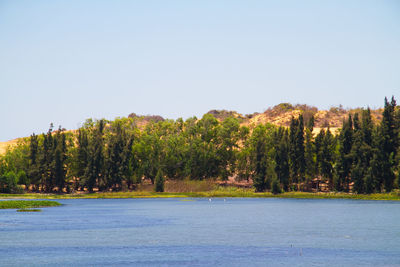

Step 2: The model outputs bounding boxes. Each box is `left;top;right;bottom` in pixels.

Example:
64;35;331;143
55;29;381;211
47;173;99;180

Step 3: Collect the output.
0;138;21;155
0;104;384;155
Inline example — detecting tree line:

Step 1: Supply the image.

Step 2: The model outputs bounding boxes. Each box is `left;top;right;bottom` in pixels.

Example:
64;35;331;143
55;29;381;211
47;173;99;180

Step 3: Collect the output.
1;97;399;194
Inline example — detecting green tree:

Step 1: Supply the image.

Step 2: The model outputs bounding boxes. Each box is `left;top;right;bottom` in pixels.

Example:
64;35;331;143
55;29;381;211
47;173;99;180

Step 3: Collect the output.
104;121;134;191
304;115;316;186
380;97;397;192
53;128;67;193
251;125;274;192
217;117;241;180
274;127;290;191
289;115;305;189
335;115;353;191
74;128;89;190
28;133;40;190
85;120;105;192
316;128;335;189
40;124;55;192
351;109;374;193
236;126;252;182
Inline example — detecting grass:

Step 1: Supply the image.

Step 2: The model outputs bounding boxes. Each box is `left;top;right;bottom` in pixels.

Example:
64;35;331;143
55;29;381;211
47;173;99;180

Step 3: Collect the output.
17;208;42;212
0;187;399;201
0;200;61;209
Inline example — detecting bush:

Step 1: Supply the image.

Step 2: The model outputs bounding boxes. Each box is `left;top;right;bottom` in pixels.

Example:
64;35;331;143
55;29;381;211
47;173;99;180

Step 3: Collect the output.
155;170;165;192
0;171;23;193
17;170;28;185
271;179;282;194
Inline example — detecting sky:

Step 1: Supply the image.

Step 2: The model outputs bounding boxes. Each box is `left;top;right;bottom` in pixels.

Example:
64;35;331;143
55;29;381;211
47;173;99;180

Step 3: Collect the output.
0;0;399;141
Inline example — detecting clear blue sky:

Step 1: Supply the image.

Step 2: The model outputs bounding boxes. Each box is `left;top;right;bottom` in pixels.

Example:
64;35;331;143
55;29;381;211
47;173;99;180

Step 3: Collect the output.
1;0;399;141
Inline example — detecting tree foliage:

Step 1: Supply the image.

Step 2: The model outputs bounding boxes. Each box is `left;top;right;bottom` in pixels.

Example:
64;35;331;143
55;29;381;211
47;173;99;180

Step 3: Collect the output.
1;96;399;194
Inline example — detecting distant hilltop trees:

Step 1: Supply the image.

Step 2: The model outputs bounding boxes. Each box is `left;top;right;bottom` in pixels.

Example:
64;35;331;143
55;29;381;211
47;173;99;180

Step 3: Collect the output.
128;113;164;123
0;96;399;194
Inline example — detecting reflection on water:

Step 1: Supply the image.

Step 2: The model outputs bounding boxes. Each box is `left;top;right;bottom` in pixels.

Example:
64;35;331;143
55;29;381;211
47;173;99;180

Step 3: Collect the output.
1;198;399;266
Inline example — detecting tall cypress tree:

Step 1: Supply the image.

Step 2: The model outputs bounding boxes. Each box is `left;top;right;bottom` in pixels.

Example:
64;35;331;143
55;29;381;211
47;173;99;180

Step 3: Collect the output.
289;115;305;188
105;121;132;191
75;128;89;190
289;116;298;183
351;109;374;193
380;97;397;192
319;128;335;189
85;120;105;192
350;114;364;193
335;115;353;191
40;124;54;192
253;125;268;192
53;127;67;193
314;129;324;179
28;133;41;191
274;127;290;191
297;114;306;183
304;115;315;185
367;126;386;192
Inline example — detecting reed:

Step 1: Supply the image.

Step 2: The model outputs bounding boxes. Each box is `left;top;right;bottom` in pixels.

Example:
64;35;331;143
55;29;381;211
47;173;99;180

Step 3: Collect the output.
0;200;61;209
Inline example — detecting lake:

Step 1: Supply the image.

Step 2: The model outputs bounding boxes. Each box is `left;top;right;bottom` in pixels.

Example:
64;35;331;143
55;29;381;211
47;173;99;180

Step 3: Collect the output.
0;198;399;266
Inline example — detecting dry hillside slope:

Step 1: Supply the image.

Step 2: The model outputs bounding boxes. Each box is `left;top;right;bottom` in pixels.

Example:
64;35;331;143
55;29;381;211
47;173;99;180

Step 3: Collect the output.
0;104;383;155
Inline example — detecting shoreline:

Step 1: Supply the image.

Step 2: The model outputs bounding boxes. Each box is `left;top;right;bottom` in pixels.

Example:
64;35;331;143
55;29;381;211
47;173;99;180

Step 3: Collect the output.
1;189;399;201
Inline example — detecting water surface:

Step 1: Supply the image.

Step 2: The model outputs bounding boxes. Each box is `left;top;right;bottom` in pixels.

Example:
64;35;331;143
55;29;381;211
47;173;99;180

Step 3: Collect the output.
1;198;399;266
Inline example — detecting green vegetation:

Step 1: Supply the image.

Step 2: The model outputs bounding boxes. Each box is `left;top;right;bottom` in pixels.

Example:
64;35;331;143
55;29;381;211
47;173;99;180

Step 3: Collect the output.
0;188;399;201
17;208;42;212
0;200;61;209
154;169;165;192
0;96;399;197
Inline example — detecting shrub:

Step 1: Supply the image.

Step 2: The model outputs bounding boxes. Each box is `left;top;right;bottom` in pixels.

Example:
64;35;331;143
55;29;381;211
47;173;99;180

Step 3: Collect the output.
155;169;165;192
271;179;282;194
0;171;23;194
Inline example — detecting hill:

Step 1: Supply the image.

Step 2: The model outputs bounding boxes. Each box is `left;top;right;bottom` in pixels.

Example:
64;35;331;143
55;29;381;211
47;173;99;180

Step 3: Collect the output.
0;104;383;154
206;103;382;134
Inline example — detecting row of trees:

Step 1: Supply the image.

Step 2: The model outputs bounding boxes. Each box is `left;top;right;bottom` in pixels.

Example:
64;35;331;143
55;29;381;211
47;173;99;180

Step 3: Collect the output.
1;97;399;194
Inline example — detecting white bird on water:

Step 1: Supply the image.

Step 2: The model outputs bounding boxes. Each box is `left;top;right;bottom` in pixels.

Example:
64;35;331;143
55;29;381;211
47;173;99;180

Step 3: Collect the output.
209;198;212;202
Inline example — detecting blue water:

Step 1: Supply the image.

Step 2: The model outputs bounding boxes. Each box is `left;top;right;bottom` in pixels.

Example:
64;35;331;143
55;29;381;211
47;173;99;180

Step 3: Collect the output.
0;198;399;266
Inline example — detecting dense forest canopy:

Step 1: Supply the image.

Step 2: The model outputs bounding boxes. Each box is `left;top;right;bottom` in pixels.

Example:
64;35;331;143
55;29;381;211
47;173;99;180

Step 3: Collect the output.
1;97;399;194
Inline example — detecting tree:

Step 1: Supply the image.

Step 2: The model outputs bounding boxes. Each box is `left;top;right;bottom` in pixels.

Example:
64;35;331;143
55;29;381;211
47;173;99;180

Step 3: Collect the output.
380;97;397;192
28;133;40;191
217;117;240;180
316;128;335;189
304;115;316;186
134;129;161;184
236;126;252;182
182;115;221;180
104;121;134;191
289;115;305;188
335;115;353;191
85;120;105;192
368;126;386;192
75;128;89;190
350;109;374;193
252;125;269;192
53;128;67;192
274;127;290;191
40;124;55;192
